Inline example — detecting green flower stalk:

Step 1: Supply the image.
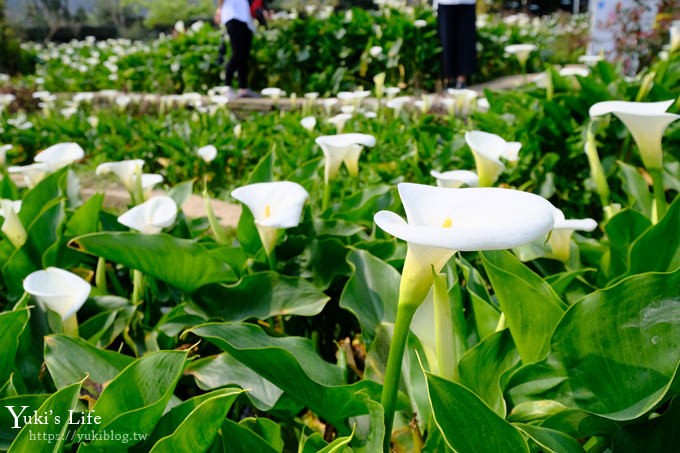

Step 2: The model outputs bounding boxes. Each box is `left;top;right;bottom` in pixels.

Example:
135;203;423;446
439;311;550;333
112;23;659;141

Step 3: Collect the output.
374;184;555;451
583;122;611;217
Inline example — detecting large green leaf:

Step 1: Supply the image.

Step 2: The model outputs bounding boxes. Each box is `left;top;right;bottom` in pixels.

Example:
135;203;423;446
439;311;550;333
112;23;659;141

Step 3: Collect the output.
79;351;187;450
192;272;329;321
515;423;584;453
627;196;680;275
458;330;519;417
602;209;651;279
220;419;280;453
508;268;680;420
339;249;398;342
481;250;566;363
0;308;30;386
190;322;383;428
8;382;81;453
425;372;529;453
44;334;134;389
185;353;283;410
612;396;680;452
0;394;49;449
617;161;653;217
148;389;243;453
69;232;237;292
18;168;66;226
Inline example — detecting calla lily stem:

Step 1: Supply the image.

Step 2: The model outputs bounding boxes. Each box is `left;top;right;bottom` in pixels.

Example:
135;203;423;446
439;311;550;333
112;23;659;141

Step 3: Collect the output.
381;303;417;453
63;314;79;336
322;181;331;212
649;168;667;222
132;269;144;305
95;257;107;291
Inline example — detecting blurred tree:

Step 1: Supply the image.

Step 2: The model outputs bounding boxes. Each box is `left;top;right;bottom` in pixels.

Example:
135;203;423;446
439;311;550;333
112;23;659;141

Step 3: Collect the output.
25;0;71;40
121;0;213;28
0;0;36;74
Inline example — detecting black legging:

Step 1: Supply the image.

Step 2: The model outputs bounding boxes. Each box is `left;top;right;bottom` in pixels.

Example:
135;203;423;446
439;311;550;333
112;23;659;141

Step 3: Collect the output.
438;4;477;86
224;19;253;88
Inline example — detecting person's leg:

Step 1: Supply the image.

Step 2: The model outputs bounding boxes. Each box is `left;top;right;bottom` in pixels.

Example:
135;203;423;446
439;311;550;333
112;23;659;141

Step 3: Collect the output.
225;20;250;87
454;4;477;86
237;27;253;89
438;5;456;88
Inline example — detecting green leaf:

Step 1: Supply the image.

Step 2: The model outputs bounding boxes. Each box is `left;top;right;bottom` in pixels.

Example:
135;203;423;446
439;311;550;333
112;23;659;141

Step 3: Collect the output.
481;250;566;363
239;418;284;452
515;423;584;453
8;381;82;453
65;194;103;237
603;209;651;279
458;330;520;417
80;351;188;450
220;419;280;453
185;353;283;410
617;161;652;216
612;396;680;452
0;308;30;386
247;149;274;184
44;334;134;389
18;168;66;226
167;180;194;209
193;272;329;321
149;389;243;453
339;249;399;342
425;372;529;453
69;232;237;292
458;257;499;340
190;322;383;427
0;394;49;449
627;196;680;275
508;268;680;420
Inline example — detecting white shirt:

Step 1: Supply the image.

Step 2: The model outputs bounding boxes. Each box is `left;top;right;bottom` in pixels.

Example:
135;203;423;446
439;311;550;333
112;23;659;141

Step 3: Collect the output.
220;0;255;32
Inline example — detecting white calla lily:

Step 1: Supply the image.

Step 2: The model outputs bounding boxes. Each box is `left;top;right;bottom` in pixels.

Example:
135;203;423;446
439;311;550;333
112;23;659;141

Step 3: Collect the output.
465;130;522;186
23;267;91;321
231;181;309;256
8;163;50;188
261;87;285;101
141;173;164;199
117;195;177;233
96;159;145;192
197;145;218;163
34;142;85;171
589;100;679;170
326;112;352;133
505;43;537;68
315;133;376;182
300;116;316;131
430;170;479;188
445;88;478;116
548;207;597;262
0;199;26;248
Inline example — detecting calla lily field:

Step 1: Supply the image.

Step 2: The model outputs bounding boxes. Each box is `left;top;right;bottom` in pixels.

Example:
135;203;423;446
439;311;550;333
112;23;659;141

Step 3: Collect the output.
1;4;679;453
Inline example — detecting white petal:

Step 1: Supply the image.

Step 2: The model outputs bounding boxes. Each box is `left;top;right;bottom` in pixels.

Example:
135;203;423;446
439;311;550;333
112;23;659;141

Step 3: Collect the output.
300;116;317;131
589;100;675;118
34;142;85;171
197;145;218;163
430;170;479;188
375;184;554;251
231;181;309;228
117;196;177;233
23;267;91;320
96;159;145;190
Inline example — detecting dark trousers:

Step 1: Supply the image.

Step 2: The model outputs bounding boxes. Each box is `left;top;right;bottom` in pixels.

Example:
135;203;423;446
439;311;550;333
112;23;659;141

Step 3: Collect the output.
223;19;253;88
438;4;477;85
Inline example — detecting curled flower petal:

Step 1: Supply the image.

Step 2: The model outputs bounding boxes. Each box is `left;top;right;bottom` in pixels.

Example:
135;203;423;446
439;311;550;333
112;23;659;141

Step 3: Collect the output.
117;196;177;233
430;170;479;188
23;267;91;320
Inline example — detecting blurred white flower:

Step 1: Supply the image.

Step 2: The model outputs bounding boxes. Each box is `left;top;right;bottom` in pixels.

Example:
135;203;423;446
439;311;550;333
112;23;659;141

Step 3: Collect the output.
118;196;177;234
300;116;316;131
34;142;85;171
369;46;383;57
8;163;50;188
96;159;145;192
430;170;479;188
197;145;218;163
0;198;26;248
465;131;522;187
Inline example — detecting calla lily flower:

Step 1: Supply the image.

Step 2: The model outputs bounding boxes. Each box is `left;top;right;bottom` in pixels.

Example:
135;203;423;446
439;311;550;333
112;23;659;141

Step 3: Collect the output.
375;183;555;306
315;133;376;183
0;199;26;248
141;173;163;199
23;267;91;321
326;112;353;134
261;87;285;101
0;144;11;166
300;116;316;131
96;159;145;192
669;20;679;53
117;196;177;233
548;207;597;262
465;130;522;187
578;54;603;66
505;43;537;68
589;100;679;170
197;145;217;163
8;163;50;188
384;87;401;99
445;88;478;116
231;181;309;256
430;170;479;188
34;142;85;171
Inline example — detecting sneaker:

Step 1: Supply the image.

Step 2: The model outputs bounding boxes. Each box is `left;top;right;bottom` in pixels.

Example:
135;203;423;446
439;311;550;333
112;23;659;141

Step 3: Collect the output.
237;88;261;98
